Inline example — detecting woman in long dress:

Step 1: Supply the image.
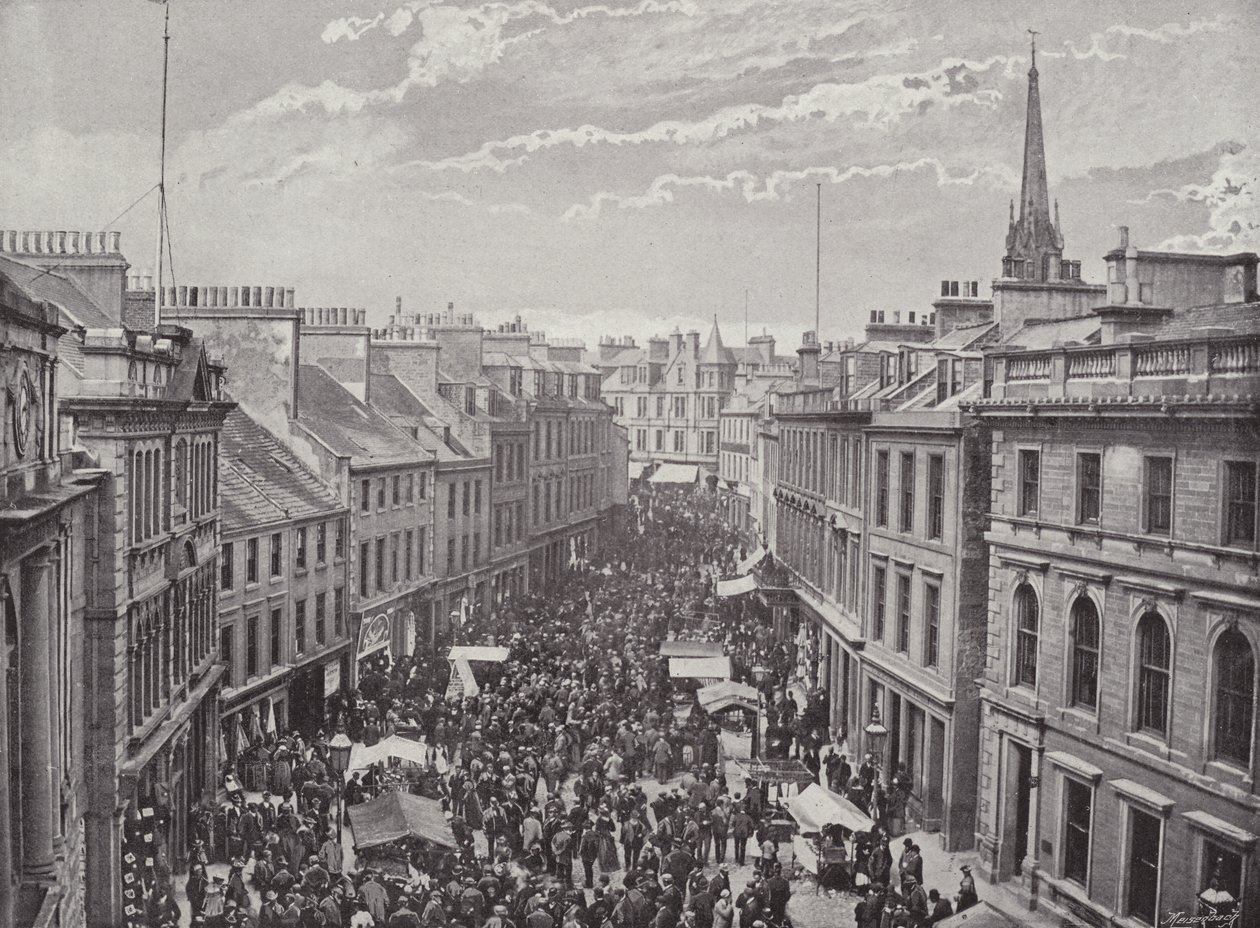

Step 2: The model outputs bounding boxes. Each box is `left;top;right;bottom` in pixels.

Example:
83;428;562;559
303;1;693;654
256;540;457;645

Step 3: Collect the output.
595;808;620;873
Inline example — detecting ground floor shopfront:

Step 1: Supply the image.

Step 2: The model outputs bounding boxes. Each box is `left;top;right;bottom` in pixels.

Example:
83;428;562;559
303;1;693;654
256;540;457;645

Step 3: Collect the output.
93;666;223;928
220;640;354;756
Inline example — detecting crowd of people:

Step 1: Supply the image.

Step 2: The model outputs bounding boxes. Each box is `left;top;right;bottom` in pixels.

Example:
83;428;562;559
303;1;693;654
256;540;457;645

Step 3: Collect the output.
141;484;982;928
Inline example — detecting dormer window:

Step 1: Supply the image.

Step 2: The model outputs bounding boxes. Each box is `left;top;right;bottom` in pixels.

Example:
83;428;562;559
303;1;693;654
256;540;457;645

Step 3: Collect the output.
677;365;684;384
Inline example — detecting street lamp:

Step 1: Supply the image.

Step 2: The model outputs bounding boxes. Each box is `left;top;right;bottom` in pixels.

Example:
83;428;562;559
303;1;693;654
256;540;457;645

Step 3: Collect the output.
751;664;770;759
328;728;353;844
864;704;888;772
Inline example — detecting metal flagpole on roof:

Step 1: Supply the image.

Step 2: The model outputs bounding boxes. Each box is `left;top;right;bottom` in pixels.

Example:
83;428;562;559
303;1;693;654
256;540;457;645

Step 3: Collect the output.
153;0;171;327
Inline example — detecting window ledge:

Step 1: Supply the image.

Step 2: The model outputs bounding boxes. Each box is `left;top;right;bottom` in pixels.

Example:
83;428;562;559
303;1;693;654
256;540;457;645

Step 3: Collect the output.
294;567;308;578
1110;777;1175;815
244;582;260;592
1124;730;1174;761
1204;759;1253;791
1046;750;1104;783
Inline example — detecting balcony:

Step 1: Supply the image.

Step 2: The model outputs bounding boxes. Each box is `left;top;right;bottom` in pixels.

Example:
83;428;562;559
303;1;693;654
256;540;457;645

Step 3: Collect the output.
984;333;1260;406
776;389;888;416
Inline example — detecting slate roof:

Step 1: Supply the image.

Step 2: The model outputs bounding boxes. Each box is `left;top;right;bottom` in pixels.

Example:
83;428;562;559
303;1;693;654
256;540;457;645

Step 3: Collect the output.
1156;300;1260;339
368;374;464;462
699;322;736;365
998;315;1100;350
296;364;425;466
220;407;343;533
929;320;997;350
0;253;116;329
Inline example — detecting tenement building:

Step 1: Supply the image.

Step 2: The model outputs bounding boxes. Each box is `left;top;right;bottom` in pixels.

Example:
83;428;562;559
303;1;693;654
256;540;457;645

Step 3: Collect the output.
0;231;234;927
973;234;1260;924
216;408;351;752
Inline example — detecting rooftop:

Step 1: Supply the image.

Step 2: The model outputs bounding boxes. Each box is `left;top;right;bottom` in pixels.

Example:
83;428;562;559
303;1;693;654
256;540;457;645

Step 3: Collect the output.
296;364;427;466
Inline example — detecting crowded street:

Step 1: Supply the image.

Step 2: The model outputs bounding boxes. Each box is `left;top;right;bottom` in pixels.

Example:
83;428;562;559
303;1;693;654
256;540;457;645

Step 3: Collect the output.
158;485;992;928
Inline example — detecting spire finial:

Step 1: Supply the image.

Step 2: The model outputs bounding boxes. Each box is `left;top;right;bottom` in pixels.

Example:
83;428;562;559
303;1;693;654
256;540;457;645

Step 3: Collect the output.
1009;199;1015;223
1028;28;1039;70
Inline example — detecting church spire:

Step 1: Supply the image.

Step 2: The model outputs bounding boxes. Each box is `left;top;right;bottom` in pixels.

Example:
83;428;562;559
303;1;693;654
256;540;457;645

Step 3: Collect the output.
1002;30;1065;280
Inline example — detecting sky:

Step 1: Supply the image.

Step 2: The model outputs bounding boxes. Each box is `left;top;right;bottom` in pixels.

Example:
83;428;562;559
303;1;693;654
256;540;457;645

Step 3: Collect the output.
1;0;1256;351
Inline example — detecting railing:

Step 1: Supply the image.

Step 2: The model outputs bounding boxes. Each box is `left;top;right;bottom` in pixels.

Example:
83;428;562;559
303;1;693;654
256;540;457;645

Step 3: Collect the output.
1134;345;1191;377
987;333;1260;401
1007;355;1052;381
1211;341;1260;374
1067;350;1115;379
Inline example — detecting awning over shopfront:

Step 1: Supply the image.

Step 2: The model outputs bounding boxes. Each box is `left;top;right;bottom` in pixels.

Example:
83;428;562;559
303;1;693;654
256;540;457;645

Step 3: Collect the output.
697;679;759;714
649;463;699;485
737;546;767;573
347;790;457;850
669;656;732;682
659;640;725;659
787;783;875;834
629;461;648;481
716;574;757;597
349;735;430;770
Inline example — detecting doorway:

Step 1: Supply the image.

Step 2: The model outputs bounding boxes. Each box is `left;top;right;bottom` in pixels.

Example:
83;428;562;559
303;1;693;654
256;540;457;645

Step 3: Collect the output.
999;740;1033;879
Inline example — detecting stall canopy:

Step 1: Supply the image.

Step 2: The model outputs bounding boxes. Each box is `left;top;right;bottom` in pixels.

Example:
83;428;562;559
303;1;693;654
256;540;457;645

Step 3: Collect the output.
350;735;430;770
659;640;725;659
716;574;757;597
446;646;510;662
347;791;457;850
669;656;732;682
697;679;759;714
787;783;876;834
649;463;699;485
737;758;818;786
629;461;648;482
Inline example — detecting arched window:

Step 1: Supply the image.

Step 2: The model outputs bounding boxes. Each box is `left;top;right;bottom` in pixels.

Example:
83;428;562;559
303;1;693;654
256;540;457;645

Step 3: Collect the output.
1070;597;1101;710
152;447;163;534
1214;628;1255;766
133;451;144;540
1135;611;1171;736
1013;584;1039;688
174;438;188;514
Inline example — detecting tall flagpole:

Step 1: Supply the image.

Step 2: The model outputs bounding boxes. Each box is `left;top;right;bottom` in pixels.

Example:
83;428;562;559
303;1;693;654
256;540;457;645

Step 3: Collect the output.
744;287;749;374
154;1;171;327
815;183;822;339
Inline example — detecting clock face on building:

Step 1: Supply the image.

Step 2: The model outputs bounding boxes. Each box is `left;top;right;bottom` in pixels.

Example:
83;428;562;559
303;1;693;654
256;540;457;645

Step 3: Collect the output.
12;372;34;458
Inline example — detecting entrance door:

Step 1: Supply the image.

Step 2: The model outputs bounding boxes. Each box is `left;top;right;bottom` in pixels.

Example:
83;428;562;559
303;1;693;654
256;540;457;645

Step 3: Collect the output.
888;692;903;774
1013;744;1032;876
289;667;326;737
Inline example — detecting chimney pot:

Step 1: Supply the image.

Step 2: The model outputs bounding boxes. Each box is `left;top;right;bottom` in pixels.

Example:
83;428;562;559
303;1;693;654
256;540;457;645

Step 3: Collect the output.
108;231;121;252
265;286;275;308
251;286;262;307
55;231;66;253
1119;225;1130;249
285;288;295;307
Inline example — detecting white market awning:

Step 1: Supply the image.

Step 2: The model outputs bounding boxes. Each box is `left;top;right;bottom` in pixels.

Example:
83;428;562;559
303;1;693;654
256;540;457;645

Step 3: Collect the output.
787;783;875;834
649;463;700;485
446;646;510;662
697;679;759;714
350;735;431;770
629;461;648;481
669;656;732;681
717;574;757;597
659;640;726;659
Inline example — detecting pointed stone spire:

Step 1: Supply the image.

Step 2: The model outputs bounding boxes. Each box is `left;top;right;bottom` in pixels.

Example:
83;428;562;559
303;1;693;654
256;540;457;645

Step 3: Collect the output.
1002;31;1065;280
1018;31;1052;238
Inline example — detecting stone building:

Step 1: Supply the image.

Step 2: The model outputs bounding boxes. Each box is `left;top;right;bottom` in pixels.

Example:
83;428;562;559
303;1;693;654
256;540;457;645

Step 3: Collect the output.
973;237;1260;924
216;408;350;749
0;258;108;928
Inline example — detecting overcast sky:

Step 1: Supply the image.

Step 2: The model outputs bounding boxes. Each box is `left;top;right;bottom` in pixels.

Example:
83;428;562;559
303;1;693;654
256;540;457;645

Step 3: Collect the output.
2;0;1255;350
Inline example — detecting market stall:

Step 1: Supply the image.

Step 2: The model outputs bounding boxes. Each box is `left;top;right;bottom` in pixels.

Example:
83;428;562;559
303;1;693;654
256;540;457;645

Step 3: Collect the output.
659;640;726;659
668;656;732;684
445;645;510;699
347;790;458;880
787;783;876;892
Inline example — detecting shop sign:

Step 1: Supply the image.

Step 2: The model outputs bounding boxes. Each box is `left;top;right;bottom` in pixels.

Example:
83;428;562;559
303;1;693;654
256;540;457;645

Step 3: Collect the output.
358;611;391;657
324;660;341;694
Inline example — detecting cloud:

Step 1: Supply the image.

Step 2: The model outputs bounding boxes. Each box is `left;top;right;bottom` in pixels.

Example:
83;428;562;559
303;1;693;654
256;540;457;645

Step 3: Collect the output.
423;56;1009;173
1152;145;1260;252
562;157;1019;220
417;189;534;214
1060;16;1226;61
298;0;698;115
321;14;384;44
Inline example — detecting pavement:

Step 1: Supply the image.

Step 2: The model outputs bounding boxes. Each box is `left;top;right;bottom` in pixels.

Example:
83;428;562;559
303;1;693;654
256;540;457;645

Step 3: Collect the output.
173;726;1056;928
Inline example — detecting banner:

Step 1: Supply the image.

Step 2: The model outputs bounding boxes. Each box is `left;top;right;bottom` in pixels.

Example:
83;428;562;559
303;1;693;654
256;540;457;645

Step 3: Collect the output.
358;612;391;658
717;574;758;597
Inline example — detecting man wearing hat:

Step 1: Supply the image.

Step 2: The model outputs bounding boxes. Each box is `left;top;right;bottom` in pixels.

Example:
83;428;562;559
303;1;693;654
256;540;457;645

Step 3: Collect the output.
927;888;954;926
389;895;423;928
764;864;790;925
420;890;446;928
258;890;284;928
706;864;730;900
905;874;928;925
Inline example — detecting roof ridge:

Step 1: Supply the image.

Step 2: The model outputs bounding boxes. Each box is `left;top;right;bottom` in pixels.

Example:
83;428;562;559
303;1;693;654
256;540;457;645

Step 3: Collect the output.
224;458;288;521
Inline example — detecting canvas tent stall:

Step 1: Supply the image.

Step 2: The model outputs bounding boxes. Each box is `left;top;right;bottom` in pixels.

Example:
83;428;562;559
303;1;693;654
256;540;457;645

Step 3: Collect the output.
347;790;457;851
787;783;875;834
696;679;759;714
668;656;731;685
659;640;725;659
649;463;699;485
445;645;510;699
349;735;431;771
